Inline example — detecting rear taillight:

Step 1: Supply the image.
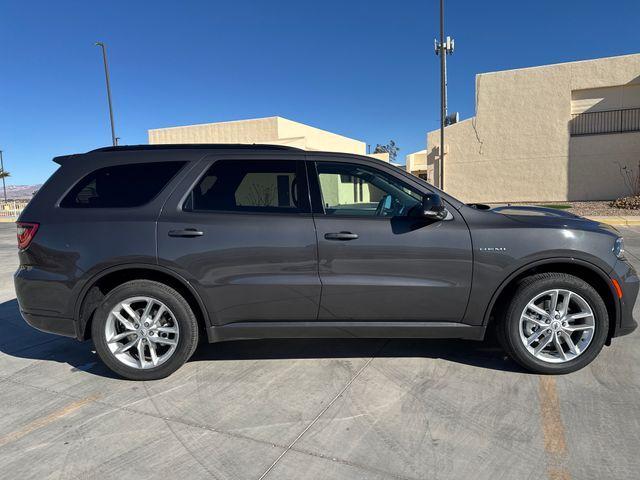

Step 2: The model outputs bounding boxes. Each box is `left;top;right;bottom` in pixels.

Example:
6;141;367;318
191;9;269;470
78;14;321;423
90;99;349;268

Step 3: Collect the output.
16;222;39;250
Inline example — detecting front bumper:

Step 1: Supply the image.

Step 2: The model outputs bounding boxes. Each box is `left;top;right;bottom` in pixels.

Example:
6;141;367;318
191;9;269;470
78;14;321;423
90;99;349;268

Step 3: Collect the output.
616;320;638;338
611;259;639;338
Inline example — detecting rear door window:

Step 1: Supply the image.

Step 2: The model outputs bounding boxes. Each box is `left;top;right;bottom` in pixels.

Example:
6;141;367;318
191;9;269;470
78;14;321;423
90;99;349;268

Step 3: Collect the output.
61;161;185;208
183;160;310;214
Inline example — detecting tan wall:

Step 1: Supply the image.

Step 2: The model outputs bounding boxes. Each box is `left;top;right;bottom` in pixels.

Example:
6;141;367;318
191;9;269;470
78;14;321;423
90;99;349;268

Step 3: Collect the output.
275;117;366;155
418;53;640;203
149;116;367;156
368;152;390;162
405;149;433;183
571;84;640;113
149;117;280;145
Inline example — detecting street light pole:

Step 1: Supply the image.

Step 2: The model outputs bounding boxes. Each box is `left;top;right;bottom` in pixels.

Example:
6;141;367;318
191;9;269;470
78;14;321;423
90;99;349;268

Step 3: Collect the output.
439;0;445;189
95;42;118;146
0;150;7;203
435;0;454;190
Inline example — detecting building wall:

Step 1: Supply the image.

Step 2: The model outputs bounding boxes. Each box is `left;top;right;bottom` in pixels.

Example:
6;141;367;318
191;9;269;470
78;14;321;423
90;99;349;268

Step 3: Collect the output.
368;152;390;162
418;53;640;203
405;150;433;183
148;116;368;156
571;84;640;113
149;117;280;145
276;117;366;155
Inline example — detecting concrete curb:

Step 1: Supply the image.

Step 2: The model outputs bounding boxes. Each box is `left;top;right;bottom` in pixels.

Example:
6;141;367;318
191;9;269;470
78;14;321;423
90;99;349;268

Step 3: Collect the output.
585;216;640;226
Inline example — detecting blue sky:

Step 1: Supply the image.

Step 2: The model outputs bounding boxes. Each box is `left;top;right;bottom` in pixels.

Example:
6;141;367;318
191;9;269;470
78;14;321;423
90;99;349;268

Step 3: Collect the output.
1;0;639;185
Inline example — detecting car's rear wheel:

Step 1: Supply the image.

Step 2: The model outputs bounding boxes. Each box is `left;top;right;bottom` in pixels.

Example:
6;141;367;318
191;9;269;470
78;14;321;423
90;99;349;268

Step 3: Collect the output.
92;280;199;380
499;272;609;374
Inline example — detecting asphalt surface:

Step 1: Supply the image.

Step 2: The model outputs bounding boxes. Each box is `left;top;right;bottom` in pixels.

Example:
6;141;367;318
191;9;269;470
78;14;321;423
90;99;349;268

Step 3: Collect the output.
0;222;639;480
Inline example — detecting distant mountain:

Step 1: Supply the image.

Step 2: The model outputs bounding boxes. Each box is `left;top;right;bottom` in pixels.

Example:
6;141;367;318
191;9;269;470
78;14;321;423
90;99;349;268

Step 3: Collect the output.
2;184;43;199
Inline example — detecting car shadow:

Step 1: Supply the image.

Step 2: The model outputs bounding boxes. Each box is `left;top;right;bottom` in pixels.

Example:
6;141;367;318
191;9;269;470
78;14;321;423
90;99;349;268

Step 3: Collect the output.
0;298;527;378
0;299;122;379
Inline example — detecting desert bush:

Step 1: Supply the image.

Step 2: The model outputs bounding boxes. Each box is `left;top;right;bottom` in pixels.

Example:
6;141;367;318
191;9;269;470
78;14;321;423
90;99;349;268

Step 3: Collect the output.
610;195;640;210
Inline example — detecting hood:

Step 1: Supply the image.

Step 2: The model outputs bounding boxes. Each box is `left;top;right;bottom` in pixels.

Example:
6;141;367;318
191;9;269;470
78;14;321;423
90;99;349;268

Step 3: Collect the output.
491;205;581;219
489;205;619;234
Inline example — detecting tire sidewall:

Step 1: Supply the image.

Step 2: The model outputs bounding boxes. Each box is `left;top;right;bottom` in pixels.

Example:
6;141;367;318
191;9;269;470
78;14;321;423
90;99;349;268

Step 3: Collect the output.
504;275;609;374
92;280;198;380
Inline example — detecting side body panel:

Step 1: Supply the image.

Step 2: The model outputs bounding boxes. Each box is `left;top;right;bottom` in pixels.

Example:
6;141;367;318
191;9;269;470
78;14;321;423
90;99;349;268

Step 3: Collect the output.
156;153;321;326
313;215;473;321
308;154;474;322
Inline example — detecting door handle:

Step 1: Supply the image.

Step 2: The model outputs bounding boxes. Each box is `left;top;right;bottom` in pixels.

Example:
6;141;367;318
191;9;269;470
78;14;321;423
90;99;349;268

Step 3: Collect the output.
324;232;359;241
168;228;204;238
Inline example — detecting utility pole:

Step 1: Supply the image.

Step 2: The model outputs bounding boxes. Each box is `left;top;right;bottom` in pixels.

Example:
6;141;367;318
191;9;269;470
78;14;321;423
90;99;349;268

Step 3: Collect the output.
434;0;454;189
95;42;118;146
0;150;6;203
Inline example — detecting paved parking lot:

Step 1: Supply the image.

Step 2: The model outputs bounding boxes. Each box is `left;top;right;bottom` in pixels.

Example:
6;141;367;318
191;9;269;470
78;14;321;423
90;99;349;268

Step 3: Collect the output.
0;222;639;480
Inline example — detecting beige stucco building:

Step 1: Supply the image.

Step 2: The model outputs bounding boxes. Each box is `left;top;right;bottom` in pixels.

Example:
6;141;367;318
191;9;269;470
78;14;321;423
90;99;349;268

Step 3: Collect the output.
407;53;640;203
149;116;392;160
405;150;430;182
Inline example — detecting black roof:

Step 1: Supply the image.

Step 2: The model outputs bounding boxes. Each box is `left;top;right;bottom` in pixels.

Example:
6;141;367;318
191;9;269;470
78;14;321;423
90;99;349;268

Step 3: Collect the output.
88;144;303;153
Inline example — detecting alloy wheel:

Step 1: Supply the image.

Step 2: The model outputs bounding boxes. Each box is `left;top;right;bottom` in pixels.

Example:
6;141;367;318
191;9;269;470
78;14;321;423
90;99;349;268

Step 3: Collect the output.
104;296;180;370
519;289;595;363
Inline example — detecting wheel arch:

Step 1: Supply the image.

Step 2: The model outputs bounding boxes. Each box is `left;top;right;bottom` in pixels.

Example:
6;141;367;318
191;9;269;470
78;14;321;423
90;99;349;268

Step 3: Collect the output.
484;258;619;343
75;264;210;341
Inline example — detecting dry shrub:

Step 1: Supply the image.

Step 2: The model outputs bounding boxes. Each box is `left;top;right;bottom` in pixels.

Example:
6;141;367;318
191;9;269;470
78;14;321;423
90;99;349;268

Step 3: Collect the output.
610;195;640;210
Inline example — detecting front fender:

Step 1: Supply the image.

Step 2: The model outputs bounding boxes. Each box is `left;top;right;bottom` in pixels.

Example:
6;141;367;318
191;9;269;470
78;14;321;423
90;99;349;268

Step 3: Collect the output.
463;256;618;328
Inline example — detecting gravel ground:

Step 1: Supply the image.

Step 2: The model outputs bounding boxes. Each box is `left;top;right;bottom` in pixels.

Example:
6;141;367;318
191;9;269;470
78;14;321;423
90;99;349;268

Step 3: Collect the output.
499;201;640;217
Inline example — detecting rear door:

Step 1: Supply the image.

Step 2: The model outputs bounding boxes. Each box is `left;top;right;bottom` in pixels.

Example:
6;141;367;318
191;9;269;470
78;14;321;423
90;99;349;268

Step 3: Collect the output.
308;156;473;322
157;153;321;326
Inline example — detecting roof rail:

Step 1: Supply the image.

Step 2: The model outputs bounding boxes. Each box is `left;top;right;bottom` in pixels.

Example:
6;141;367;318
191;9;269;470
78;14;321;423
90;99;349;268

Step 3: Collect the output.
88;144;303;153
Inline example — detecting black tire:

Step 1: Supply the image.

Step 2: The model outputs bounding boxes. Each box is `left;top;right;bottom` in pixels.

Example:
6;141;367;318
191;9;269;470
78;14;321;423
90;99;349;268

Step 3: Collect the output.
92;280;199;380
498;272;609;374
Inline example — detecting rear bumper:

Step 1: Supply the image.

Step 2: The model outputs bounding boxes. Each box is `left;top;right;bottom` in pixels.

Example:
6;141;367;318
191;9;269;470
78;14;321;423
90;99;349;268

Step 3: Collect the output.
14;267;74;317
15;266;79;339
20;310;76;338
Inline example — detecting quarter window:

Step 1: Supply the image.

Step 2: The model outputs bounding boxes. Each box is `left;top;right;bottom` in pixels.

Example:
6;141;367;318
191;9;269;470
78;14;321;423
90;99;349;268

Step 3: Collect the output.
316;162;422;217
184;160;309;214
61;161;185;208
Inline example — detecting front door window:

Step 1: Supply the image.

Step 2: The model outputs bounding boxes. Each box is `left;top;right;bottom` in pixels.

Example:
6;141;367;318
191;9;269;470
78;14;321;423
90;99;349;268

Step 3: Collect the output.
316;162;422;217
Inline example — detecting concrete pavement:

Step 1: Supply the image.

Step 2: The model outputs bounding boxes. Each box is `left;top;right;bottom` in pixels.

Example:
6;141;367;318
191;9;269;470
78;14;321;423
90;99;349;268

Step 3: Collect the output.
0;223;639;479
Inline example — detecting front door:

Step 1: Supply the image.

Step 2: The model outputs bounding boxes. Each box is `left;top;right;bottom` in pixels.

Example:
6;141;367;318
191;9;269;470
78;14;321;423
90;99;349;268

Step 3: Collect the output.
157;155;321;326
309;158;473;322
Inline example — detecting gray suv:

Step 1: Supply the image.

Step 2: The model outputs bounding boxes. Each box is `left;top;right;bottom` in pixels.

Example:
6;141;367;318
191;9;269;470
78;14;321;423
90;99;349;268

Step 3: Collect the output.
14;145;638;380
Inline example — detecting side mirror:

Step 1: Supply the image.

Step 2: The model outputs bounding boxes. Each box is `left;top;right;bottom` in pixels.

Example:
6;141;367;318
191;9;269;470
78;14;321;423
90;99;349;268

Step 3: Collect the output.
419;193;448;220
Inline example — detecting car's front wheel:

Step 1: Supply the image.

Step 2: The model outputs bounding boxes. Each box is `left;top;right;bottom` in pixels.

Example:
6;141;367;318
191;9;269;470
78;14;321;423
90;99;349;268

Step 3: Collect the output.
499;272;609;374
92;280;199;380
